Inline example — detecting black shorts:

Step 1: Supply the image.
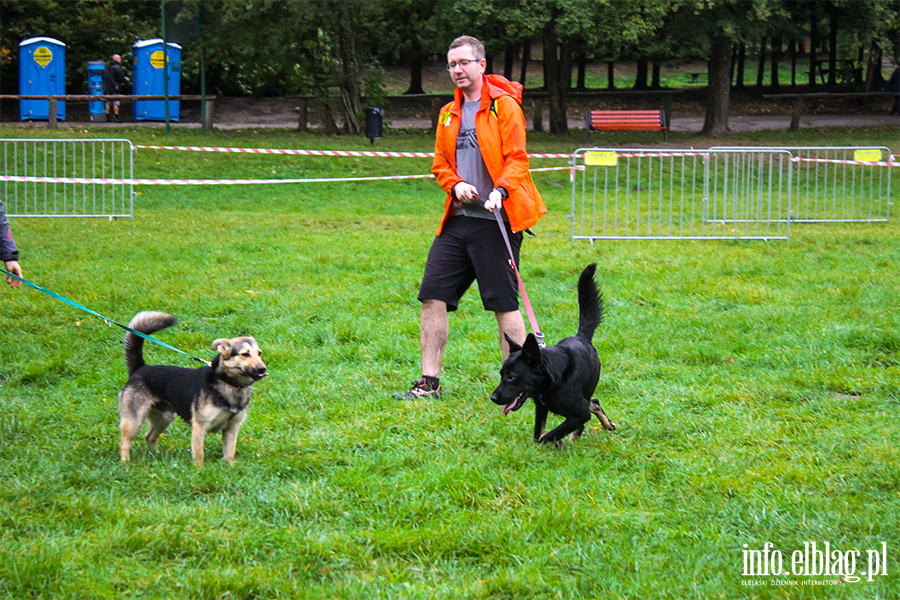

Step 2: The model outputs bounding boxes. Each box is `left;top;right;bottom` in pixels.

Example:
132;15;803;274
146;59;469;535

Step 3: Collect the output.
418;216;523;313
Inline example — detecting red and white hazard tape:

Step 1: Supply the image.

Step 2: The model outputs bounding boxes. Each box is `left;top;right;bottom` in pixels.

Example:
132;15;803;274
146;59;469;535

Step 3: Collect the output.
134;144;575;159
134;145;434;158
791;157;899;167
0;166;574;187
528;166;583;173
614;152;709;158
0;174;435;186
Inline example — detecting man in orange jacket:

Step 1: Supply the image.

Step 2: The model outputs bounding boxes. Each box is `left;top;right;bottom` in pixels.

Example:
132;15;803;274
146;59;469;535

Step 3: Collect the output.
395;35;547;400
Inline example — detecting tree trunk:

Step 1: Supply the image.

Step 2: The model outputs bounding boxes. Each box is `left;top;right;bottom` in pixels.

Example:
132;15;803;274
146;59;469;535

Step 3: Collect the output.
735;42;746;89
634;57;648;89
730;45;737;83
252;66;285;98
504;44;516;80
756;38;766;87
486;54;494;75
856;46;864;85
562;42;572;91
336;4;361;135
542;19;568;134
702;37;733;137
770;36;781;89
318;98;340;135
789;39;796;86
405;54;425;95
607;61;616;89
828;16;837;85
519;41;530;85
651;62;661;89
576;52;587;90
864;41;884;92
809;9;818;87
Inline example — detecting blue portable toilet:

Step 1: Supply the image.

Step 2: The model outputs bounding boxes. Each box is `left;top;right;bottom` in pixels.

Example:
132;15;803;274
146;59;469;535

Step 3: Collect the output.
132;39;181;121
87;60;106;121
19;37;66;120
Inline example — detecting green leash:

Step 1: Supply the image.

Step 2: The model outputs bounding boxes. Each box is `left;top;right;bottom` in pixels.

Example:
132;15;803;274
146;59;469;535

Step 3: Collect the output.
2;268;211;366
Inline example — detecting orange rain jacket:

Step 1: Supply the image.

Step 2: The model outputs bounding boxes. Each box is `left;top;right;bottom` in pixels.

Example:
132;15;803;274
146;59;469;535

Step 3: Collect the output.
431;74;547;235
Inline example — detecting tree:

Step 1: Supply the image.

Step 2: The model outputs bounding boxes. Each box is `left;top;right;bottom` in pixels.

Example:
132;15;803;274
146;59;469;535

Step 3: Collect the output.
668;0;782;137
432;0;546;83
190;0;388;134
186;0;319;97
542;7;568;133
368;0;439;95
551;0;667;132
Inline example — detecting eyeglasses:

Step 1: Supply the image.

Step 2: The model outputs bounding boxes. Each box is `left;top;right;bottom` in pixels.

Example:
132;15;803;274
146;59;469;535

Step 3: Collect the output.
446;59;479;71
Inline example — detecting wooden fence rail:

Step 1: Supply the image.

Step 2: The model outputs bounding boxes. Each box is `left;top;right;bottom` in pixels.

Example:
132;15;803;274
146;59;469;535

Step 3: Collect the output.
0;95;216;130
762;92;897;130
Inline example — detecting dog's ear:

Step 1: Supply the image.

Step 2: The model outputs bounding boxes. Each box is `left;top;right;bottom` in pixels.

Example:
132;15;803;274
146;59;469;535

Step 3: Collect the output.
504;333;523;354
211;338;232;354
522;333;541;365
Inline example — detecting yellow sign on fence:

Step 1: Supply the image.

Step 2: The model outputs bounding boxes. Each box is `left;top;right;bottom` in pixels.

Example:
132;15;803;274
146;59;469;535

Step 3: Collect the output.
33;47;52;68
584;151;617;167
853;149;882;163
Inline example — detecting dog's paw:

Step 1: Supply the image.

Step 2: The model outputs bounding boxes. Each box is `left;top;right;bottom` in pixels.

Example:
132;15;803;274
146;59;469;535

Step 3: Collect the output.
537;433;564;448
590;400;618;431
598;415;617;431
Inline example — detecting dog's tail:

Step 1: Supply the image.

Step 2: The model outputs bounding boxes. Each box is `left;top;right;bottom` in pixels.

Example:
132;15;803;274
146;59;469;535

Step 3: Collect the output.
576;263;603;342
124;311;178;375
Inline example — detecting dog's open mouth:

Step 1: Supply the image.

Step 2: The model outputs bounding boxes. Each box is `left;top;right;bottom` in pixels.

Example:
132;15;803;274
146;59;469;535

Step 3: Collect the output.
502;391;529;416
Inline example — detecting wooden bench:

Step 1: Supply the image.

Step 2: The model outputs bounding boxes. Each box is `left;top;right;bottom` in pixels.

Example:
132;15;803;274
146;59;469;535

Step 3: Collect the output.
585;109;668;142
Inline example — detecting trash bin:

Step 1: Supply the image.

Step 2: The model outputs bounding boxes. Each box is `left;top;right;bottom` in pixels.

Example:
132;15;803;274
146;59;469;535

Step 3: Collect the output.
132;39;181;121
364;107;384;144
19;37;66;120
87;60;106;122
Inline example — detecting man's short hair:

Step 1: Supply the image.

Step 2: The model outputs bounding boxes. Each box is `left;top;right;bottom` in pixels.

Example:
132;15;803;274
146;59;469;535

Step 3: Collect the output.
449;36;485;61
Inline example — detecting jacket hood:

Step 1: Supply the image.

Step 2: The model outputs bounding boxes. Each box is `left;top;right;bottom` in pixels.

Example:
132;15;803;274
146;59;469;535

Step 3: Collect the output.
453;73;523;108
484;74;523;104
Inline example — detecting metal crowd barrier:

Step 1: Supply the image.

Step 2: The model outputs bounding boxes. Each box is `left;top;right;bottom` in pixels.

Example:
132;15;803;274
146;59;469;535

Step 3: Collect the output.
1;138;134;219
569;148;792;241
711;146;894;222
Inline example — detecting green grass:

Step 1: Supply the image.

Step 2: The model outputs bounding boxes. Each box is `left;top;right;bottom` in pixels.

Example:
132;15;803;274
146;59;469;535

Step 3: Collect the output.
527;58;852;91
0;124;898;599
384;57;871;95
592;58;845;90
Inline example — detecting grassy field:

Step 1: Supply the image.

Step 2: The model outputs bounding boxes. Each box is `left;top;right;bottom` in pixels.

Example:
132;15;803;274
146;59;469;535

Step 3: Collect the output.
382;56;876;95
0;124;898;599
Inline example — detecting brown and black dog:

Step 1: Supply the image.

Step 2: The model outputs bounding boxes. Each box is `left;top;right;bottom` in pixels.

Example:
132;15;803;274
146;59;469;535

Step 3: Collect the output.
117;311;267;464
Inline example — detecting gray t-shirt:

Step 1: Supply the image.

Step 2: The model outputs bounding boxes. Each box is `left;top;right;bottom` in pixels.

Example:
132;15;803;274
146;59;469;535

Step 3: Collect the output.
449;100;498;220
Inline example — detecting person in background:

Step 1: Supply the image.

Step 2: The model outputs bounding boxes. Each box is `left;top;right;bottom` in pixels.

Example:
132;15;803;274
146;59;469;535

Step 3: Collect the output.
0;192;23;288
104;54;131;122
394;35;546;400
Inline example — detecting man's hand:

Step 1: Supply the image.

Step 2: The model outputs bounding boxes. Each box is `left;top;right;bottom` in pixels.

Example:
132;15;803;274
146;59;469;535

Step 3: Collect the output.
453;182;479;203
4;260;22;288
483;189;503;211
